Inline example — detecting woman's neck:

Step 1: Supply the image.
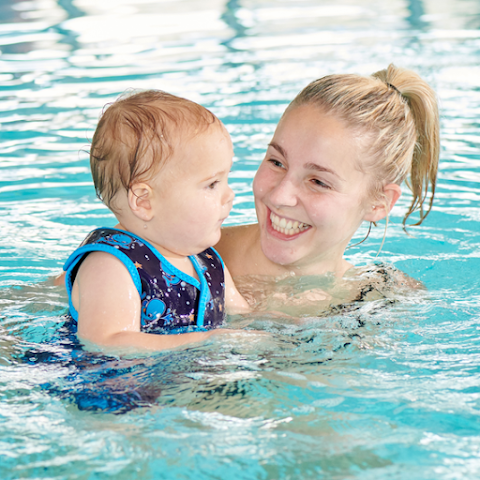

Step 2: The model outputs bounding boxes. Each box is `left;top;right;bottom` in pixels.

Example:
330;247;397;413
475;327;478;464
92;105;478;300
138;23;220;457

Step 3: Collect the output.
253;242;352;279
218;223;352;279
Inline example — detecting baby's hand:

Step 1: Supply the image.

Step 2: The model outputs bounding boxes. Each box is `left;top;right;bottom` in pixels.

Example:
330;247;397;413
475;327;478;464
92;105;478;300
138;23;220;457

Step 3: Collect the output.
210;328;268;337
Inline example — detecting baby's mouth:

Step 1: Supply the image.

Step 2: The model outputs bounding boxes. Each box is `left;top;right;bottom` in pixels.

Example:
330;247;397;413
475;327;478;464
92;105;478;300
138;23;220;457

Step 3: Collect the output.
270;211;311;236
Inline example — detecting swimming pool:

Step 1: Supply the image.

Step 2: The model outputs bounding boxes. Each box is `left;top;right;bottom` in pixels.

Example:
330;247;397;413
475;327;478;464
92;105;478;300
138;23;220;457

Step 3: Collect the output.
1;0;480;478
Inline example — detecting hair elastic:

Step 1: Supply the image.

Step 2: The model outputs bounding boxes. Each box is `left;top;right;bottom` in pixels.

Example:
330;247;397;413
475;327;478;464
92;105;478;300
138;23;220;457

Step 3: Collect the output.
386;82;401;95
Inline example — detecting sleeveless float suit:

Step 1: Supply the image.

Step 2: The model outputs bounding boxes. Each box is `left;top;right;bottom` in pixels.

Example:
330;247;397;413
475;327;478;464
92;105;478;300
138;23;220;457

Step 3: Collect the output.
64;228;226;334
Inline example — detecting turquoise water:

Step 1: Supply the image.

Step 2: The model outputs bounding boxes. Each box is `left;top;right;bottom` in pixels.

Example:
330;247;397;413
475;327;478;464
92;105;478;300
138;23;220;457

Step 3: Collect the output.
1;0;480;478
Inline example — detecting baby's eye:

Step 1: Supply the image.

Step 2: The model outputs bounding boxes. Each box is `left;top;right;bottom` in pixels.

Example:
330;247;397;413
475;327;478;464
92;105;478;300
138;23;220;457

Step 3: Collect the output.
208;180;219;189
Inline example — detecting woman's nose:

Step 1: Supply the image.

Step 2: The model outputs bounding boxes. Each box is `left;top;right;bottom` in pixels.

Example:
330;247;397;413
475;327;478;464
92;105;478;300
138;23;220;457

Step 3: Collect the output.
269;176;298;208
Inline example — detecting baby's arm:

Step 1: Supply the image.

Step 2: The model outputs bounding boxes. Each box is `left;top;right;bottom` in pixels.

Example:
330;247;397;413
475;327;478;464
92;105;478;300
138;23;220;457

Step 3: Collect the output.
223;264;251;314
73;252;218;351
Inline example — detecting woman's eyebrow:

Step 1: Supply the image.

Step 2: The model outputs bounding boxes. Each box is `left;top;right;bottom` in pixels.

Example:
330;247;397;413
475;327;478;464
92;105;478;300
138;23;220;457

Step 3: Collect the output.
268;142;287;158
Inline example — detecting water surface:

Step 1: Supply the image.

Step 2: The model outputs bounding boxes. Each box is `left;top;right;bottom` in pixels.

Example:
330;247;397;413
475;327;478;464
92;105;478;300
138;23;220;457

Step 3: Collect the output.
1;0;480;479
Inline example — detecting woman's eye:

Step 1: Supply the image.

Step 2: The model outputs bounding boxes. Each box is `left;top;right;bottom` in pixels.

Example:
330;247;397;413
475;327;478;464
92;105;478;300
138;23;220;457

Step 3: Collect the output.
311;178;331;189
268;158;285;169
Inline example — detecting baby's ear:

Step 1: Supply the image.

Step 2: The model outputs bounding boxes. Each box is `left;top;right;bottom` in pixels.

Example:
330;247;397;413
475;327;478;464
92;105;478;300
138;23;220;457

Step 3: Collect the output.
363;183;402;222
128;183;153;221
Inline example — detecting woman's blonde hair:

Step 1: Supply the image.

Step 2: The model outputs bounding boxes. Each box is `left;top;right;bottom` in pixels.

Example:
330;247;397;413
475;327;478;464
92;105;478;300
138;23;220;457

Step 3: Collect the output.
287;64;440;228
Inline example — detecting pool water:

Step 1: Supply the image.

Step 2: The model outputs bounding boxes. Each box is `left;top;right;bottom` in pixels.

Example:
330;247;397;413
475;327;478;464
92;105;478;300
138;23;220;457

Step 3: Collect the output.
1;0;480;478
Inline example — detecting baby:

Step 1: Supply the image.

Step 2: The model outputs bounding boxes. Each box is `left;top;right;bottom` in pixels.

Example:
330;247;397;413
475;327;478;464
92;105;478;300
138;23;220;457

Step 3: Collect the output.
64;90;250;350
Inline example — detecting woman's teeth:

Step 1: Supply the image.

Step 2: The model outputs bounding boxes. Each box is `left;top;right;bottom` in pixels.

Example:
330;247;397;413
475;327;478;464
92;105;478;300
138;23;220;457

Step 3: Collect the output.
270;212;310;236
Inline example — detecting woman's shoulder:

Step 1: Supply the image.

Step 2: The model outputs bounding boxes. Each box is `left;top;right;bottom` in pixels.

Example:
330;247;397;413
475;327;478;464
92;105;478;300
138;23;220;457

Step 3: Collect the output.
215;224;259;270
342;262;424;302
218;224;258;242
228;260;424;318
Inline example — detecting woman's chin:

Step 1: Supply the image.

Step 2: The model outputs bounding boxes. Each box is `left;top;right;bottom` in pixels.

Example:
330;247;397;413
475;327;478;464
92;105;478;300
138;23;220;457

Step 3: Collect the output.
257;223;309;267
259;237;302;268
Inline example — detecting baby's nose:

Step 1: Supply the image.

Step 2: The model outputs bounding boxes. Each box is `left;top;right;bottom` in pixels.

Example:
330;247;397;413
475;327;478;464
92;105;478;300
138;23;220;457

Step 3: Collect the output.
225;185;235;205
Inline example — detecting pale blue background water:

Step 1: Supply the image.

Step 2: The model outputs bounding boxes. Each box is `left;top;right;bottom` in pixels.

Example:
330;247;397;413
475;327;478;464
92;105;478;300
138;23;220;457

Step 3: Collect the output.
1;0;480;479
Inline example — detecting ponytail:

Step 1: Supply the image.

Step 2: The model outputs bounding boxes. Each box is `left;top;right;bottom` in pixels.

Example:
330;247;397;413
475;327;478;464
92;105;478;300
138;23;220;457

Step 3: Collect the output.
372;65;440;226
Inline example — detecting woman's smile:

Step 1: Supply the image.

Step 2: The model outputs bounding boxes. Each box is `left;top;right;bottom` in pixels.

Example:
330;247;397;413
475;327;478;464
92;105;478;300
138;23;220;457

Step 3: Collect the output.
268;209;312;238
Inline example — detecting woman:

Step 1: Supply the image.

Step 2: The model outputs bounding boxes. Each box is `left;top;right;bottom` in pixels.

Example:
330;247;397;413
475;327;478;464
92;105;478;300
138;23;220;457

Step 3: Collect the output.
215;64;439;314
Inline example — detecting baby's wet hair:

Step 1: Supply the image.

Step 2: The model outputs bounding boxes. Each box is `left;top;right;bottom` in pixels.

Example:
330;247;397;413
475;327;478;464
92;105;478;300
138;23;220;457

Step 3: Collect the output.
90;90;218;212
288;64;440;228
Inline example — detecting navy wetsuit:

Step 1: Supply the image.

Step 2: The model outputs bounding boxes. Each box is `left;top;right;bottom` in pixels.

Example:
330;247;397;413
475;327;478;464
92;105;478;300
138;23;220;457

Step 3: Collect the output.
64;228;226;334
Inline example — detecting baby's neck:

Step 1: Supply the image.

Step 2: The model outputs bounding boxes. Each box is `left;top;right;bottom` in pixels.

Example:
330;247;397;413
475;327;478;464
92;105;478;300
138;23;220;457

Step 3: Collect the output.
165;255;200;282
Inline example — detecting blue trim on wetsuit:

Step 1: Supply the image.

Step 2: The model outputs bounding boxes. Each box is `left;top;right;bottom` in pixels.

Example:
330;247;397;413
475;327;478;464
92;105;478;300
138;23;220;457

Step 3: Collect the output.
63;227;226;333
64;243;143;322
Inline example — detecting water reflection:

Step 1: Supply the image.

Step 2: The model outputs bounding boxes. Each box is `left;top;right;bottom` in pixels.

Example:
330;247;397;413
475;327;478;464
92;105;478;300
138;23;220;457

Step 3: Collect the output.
405;0;426;29
221;0;248;49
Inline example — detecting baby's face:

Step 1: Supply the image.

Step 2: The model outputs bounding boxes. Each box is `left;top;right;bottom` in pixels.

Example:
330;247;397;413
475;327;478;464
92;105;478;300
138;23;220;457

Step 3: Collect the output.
146;124;234;258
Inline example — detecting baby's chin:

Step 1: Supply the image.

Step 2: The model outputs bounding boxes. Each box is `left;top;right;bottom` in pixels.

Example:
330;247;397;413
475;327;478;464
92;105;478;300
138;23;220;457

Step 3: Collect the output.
187;234;222;256
208;229;223;249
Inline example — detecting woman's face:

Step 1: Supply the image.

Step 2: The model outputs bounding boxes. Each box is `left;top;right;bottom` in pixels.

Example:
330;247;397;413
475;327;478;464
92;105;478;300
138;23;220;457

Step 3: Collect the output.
253;104;376;271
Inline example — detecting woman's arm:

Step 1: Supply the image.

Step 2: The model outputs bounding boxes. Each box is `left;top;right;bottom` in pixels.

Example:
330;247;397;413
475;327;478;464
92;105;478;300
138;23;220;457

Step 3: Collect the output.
223;264;251;314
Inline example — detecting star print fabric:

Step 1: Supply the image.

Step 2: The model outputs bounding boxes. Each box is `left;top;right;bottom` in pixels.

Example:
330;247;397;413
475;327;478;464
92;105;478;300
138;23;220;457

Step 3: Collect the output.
63;228;226;334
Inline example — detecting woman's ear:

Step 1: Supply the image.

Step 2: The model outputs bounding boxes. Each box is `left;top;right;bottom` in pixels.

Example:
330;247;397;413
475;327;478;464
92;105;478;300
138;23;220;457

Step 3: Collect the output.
364;183;402;222
128;183;154;221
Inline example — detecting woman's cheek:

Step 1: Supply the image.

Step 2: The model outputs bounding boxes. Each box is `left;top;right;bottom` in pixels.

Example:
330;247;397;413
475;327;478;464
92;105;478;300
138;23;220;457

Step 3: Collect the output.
307;196;333;224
